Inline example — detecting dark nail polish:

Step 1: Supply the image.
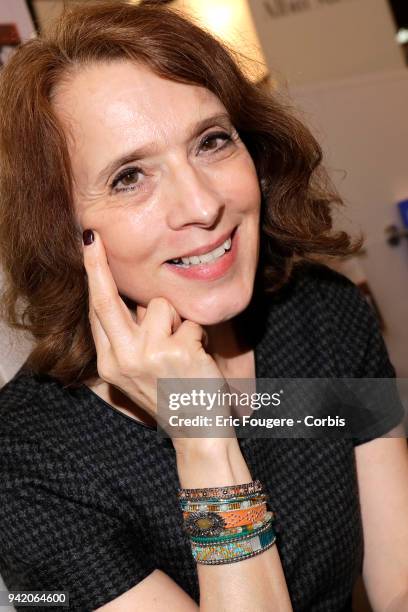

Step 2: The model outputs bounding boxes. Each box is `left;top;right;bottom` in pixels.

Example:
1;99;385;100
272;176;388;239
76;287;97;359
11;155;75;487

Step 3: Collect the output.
82;229;94;245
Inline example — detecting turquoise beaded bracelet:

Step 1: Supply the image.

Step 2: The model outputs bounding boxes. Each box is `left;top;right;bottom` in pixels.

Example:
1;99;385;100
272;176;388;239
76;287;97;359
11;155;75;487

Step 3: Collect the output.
190;515;275;546
191;524;276;565
181;494;267;513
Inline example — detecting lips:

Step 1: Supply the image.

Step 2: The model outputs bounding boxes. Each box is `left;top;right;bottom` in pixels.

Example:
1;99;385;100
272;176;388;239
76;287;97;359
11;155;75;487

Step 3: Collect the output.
166;227;236;262
164;224;239;281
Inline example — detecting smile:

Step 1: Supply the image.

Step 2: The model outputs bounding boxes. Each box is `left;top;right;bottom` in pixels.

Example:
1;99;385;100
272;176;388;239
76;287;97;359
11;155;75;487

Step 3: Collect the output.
166;226;236;266
164;226;239;281
170;234;232;267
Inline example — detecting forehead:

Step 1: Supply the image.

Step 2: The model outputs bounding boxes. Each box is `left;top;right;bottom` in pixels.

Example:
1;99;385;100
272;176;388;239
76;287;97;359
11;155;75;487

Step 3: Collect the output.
52;60;226;145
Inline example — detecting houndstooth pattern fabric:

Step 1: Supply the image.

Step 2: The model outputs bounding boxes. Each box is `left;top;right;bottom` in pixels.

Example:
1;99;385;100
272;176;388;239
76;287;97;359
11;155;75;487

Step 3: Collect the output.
0;262;403;611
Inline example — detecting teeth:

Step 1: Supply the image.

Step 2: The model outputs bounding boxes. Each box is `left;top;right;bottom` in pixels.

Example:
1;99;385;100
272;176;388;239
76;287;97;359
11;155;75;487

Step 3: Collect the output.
212;244;229;258
170;236;232;266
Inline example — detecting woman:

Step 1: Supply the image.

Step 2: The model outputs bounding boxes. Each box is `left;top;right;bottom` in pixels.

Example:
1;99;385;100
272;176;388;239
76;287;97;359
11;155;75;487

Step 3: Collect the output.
0;2;407;610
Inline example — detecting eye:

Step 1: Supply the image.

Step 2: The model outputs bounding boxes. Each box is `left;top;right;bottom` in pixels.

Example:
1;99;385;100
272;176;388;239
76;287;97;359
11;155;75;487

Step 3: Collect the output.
110;131;234;194
111;167;143;193
199;131;233;154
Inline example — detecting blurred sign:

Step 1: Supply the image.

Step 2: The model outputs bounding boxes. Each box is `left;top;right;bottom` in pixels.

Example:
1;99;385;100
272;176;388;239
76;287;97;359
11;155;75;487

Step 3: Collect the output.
263;0;353;19
249;0;404;85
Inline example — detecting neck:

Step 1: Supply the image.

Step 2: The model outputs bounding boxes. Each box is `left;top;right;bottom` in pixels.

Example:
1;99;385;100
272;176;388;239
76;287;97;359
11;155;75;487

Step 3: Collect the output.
204;317;247;373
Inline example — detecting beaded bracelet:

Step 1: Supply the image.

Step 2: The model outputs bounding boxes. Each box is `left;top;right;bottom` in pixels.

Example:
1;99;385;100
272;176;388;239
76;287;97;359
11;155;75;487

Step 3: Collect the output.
183;502;267;534
190;513;275;546
181;494;266;506
191;525;276;565
178;479;264;501
188;510;274;541
180;491;267;506
192;521;275;549
178;479;277;564
181;494;267;513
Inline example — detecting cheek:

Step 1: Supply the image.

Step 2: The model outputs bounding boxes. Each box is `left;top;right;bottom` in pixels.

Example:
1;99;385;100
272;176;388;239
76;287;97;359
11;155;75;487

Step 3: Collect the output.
225;156;261;212
78;201;157;262
99;217;155;301
102;218;156;265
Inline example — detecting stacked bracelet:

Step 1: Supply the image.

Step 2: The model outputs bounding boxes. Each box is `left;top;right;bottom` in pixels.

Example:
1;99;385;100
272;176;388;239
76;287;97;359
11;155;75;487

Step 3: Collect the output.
191;526;276;565
191;512;274;545
183;502;267;531
178;479;276;565
178;479;264;500
181;494;268;512
188;510;275;540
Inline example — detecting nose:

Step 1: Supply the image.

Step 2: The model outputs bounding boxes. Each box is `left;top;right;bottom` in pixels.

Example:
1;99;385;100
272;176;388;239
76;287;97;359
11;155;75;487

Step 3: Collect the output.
164;161;224;230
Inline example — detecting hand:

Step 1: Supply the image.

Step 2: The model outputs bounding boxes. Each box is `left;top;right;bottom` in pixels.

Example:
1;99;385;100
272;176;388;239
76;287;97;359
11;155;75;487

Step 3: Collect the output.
82;229;233;447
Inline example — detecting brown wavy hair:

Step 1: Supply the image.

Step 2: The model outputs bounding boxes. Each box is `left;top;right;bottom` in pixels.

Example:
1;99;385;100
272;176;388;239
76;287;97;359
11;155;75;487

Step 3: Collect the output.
0;0;362;387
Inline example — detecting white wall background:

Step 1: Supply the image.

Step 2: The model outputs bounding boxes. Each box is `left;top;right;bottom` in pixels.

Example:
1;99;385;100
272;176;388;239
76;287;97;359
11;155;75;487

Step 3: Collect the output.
249;0;405;85
289;69;408;376
0;321;33;386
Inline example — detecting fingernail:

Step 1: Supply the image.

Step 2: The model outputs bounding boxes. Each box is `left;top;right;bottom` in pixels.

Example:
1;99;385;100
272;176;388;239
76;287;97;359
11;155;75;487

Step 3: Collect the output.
82;229;94;246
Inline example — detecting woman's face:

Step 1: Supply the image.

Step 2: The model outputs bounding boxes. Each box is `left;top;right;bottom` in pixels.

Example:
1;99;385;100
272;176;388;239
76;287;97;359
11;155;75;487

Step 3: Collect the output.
53;61;261;324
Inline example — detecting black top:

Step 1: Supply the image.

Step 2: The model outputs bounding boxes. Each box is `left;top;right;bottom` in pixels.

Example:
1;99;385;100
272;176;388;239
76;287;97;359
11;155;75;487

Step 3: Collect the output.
0;263;404;611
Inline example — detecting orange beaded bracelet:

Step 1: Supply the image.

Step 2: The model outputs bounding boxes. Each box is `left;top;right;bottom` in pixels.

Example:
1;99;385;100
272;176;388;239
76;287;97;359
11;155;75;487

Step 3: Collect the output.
183;502;267;530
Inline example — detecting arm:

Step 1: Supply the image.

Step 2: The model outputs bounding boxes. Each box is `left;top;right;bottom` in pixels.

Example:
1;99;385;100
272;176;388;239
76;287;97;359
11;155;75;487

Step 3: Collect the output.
95;571;199;611
176;438;293;612
97;438;293;612
355;427;408;612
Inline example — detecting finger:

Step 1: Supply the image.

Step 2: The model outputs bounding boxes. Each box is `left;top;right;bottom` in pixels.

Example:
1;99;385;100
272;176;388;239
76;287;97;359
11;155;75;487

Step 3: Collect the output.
82;229;136;352
172;319;207;347
140;297;183;338
172;308;183;333
136;304;147;325
89;303;111;354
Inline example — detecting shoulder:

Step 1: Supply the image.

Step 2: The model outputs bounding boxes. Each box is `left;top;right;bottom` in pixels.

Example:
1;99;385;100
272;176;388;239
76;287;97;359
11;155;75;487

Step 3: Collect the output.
0;364;77;440
0;365;47;441
288;259;365;307
261;261;394;378
0;365;114;481
262;260;375;337
0;364;153;482
0;367;86;497
258;260;367;327
284;260;380;334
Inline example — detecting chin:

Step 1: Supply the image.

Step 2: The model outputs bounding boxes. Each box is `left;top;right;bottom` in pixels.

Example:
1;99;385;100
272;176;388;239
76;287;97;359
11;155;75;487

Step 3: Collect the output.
176;287;254;326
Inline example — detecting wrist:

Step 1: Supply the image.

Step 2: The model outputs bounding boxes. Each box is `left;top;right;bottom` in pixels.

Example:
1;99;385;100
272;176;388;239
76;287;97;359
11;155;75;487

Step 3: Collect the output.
175;438;252;489
173;436;236;460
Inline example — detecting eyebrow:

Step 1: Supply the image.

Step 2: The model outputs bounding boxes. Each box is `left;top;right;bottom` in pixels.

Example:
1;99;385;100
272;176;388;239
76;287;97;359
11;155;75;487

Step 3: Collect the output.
95;112;233;185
